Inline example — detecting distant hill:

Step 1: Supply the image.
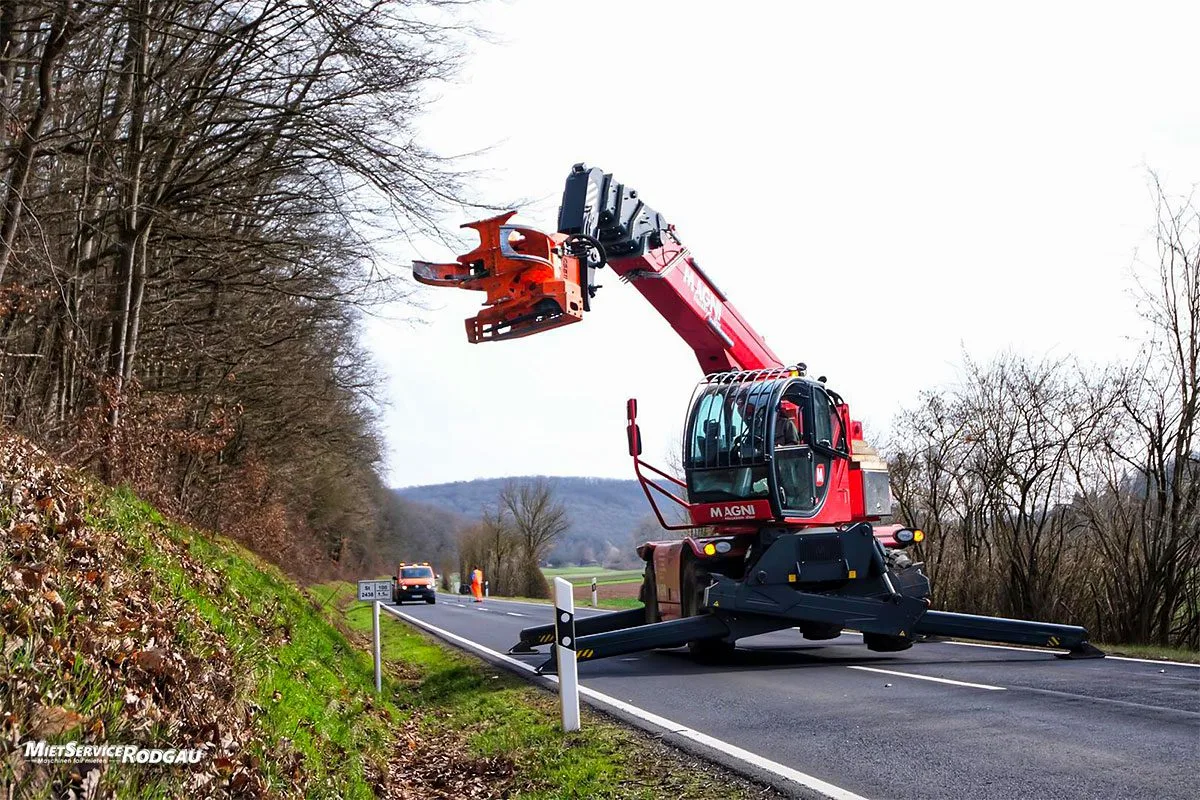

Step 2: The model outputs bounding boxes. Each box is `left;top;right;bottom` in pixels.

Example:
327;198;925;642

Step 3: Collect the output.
393;476;660;568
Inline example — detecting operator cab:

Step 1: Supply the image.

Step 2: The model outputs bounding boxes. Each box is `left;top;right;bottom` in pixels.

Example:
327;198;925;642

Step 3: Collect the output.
683;370;850;523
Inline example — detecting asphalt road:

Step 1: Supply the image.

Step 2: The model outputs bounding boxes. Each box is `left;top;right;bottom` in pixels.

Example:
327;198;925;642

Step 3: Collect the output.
385;593;1199;800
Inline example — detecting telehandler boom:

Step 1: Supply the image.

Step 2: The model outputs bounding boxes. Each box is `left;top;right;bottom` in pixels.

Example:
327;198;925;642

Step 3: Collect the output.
414;164;1103;669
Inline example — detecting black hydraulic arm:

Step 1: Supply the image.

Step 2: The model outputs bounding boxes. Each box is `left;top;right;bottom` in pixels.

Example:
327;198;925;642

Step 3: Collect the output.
915;610;1104;658
536;615;733;674
511;608;647;653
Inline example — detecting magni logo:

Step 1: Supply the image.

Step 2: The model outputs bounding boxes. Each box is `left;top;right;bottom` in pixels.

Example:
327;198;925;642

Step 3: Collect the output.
709;504;756;519
680;262;722;325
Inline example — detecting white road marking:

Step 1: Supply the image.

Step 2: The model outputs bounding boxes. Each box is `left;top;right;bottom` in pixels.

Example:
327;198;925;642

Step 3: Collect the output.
941;640;1063;655
833;629;1198;669
382;605;870;800
1103;655;1200;668
940;640;1200;667
847;665;1006;691
506;612;526;617
436;593;608;615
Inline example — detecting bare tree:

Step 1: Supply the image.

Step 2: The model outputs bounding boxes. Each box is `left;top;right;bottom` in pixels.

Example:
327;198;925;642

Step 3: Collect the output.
1072;177;1199;647
888;177;1199;648
498;478;570;598
889;355;1098;620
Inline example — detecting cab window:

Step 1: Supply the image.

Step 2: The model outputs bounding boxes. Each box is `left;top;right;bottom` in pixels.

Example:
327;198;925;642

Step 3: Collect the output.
811;388;847;453
687;383;774;503
401;567;433;579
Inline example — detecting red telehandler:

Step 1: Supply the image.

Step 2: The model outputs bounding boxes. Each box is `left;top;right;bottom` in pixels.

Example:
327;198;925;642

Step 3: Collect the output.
414;164;1103;670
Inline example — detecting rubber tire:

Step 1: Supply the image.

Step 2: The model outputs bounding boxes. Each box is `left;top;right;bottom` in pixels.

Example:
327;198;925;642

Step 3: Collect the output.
426;597;436;604
681;559;736;660
639;562;660;624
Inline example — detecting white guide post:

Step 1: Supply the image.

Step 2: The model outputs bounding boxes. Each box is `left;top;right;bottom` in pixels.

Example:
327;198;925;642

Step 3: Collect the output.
591;576;598;607
553;576;580;731
372;600;382;693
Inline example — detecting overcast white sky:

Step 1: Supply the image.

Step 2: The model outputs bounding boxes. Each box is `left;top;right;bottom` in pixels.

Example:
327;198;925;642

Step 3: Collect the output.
368;0;1200;489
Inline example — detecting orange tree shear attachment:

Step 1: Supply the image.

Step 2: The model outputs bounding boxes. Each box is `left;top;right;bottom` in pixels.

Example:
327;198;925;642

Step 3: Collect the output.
412;211;587;342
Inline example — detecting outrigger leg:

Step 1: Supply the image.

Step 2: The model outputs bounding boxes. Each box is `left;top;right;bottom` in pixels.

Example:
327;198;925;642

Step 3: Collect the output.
510;608;647;653
509;605;1104;671
914;610;1105;659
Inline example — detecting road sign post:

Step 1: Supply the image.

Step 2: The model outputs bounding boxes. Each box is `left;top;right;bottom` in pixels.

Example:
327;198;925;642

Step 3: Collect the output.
358;580;392;695
553;577;580;731
591;577;598;608
372;600;381;693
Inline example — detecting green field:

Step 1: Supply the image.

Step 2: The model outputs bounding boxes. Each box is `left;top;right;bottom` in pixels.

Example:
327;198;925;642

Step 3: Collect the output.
541;566;644;585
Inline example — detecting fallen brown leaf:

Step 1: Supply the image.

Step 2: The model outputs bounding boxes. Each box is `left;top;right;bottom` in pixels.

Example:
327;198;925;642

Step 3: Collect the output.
28;705;84;737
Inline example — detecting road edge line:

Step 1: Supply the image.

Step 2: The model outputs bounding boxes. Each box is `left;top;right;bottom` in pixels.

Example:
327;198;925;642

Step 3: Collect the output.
940;640;1200;667
381;604;870;800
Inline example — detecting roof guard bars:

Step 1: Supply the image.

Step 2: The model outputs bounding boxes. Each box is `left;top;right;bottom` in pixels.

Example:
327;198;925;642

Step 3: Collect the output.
701;365;807;385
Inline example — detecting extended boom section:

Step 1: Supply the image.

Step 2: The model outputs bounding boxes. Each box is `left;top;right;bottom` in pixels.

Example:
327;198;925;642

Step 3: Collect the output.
558;164;782;374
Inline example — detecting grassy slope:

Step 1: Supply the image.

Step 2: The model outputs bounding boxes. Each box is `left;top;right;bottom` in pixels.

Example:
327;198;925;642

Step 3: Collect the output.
113;495;775;798
1;448;398;799
316;583;775;800
2;438;775;798
98;489;401;798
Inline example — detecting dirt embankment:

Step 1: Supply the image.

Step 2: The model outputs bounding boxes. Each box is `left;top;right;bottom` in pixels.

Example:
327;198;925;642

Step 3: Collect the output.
1;433;269;796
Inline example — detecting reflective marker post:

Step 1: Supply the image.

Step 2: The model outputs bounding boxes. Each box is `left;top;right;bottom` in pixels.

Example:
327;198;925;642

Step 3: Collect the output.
485;580;489;599
591;577;598;608
553;577;580;731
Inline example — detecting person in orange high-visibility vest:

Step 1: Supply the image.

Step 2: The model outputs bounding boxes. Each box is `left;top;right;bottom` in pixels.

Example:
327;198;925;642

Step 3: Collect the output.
470;568;484;603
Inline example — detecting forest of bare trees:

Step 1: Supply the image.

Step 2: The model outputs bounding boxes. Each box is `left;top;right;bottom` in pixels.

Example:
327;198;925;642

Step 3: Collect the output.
0;0;471;578
889;182;1199;648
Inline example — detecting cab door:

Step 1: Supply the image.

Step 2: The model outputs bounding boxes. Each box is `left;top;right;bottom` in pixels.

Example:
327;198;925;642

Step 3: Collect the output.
771;382;848;519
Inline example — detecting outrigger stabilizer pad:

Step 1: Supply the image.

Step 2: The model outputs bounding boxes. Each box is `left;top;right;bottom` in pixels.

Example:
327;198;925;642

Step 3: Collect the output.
1059;641;1106;659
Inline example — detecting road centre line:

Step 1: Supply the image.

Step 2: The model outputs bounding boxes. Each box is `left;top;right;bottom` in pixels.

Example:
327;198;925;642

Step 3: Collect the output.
436;593;608;614
847;665;1006;691
382;604;870;800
